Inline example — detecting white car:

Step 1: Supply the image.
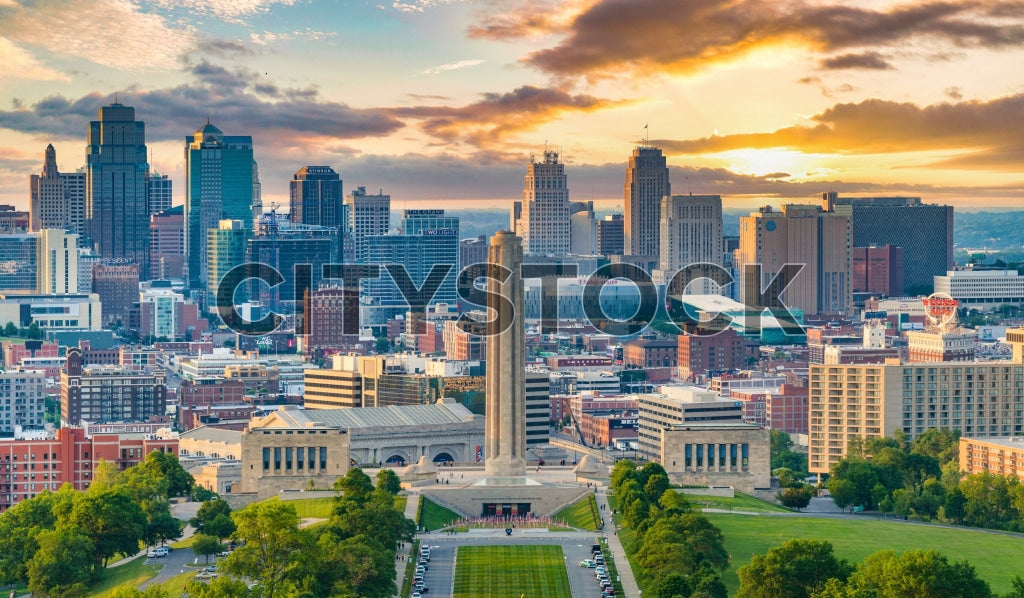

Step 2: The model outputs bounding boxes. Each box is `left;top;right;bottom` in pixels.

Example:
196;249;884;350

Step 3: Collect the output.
147;547;169;558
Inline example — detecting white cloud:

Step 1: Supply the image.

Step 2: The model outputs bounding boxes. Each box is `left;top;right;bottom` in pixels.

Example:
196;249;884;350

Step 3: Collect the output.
421;59;484;75
0;38;70;81
148;0;297;22
0;0;196;71
250;28;337;46
392;0;461;14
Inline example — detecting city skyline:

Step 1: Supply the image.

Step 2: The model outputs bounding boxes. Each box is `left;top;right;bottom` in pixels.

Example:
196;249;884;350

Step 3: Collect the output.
1;0;1024;212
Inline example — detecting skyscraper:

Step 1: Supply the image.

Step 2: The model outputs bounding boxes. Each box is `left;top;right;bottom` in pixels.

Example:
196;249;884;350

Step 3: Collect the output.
570;201;597;255
738;204;851;316
30;144;67;232
344;186;390;263
660;194;723;275
184;120;258;292
597;214;624;256
85;103;150;276
290;166;344;260
624;146;670;257
361;209;459;326
519;150;570;256
826;193;953;294
207;220;250;300
149;206;185;279
147;172;172;215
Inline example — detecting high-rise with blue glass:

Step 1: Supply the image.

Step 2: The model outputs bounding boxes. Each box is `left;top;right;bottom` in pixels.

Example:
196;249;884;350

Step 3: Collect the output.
361;209;459;326
184;120;259;293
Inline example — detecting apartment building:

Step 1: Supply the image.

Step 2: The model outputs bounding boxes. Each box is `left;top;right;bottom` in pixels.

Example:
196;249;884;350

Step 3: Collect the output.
809;330;1024;475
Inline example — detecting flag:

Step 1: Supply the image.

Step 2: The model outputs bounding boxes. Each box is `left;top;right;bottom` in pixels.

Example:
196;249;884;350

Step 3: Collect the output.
475;446;482;462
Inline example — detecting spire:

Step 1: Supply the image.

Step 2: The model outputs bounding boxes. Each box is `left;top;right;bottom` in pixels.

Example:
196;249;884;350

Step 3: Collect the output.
42;143;58;178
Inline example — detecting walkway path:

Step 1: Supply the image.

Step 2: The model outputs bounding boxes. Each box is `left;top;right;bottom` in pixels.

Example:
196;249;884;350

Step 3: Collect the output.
594;487;641;598
393;491;420;597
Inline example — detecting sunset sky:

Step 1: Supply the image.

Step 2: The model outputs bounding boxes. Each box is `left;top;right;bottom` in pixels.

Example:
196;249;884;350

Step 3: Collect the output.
1;0;1024;212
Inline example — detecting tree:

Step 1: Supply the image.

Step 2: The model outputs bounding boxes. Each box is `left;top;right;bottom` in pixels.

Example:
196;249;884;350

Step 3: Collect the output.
63;486;147;571
654;573;691;598
145;510;183;548
192;499;233;536
644;474;671;503
737;539;851;598
777;485;813;510
334;468;374;503
3;321;17;337
611;459;639;492
223;500;310;598
204;514;237;540
842;549;992;597
0;489;64;585
26;527;95;598
186;577;255;598
375;469;402;495
193;533;224;564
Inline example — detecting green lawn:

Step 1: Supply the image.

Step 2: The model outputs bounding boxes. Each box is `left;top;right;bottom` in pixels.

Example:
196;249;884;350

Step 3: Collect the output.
419;497;460;531
281;496;337;519
453;545;571;598
153;569;196;597
553;494;600;531
685;491;791;513
90;555;162;597
708;513;1024;595
395;495;408;514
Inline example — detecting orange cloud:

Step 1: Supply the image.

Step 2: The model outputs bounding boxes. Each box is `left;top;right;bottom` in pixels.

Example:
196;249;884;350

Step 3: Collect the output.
512;0;1024;78
389;85;622;148
655;94;1024;171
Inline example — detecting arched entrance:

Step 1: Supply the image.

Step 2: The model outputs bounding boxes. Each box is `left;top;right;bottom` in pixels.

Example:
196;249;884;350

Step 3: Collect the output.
432;452;455;464
385;454;407;466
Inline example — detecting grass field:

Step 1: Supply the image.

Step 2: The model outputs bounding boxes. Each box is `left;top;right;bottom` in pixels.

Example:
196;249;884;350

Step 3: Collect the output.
282;496;337;518
553;494;600;530
90;555;162;597
707;513;1024;595
685;491;791;513
453;545;571;598
419;497;460;531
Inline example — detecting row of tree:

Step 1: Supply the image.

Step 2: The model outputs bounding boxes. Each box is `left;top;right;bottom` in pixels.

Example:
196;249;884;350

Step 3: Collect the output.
0;450;194;597
611;460;728;598
826;429;1024;530
737;538;1024;598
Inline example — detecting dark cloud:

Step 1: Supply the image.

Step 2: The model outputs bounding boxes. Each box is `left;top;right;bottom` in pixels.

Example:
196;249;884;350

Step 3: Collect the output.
946;86;964;100
653;94;1024;169
0;61;404;144
511;0;1024;78
820;52;893;70
388;85;620;147
194;38;257;57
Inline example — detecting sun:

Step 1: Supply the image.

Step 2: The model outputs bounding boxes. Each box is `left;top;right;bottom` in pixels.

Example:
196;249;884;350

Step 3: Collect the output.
715;148;822;178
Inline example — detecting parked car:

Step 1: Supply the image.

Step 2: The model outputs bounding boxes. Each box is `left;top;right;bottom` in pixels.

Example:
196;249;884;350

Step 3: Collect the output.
579;559;596;567
147;547;169;558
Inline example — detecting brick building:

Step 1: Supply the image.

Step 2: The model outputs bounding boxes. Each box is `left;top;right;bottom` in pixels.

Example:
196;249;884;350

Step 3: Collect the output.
624;339;677;369
0;426;178;511
764;384;809;435
677;329;745;380
60;348;167;425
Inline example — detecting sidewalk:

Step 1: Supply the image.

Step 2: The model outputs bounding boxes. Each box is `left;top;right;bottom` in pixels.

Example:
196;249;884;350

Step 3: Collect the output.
594;487;641;598
393;492;420;597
